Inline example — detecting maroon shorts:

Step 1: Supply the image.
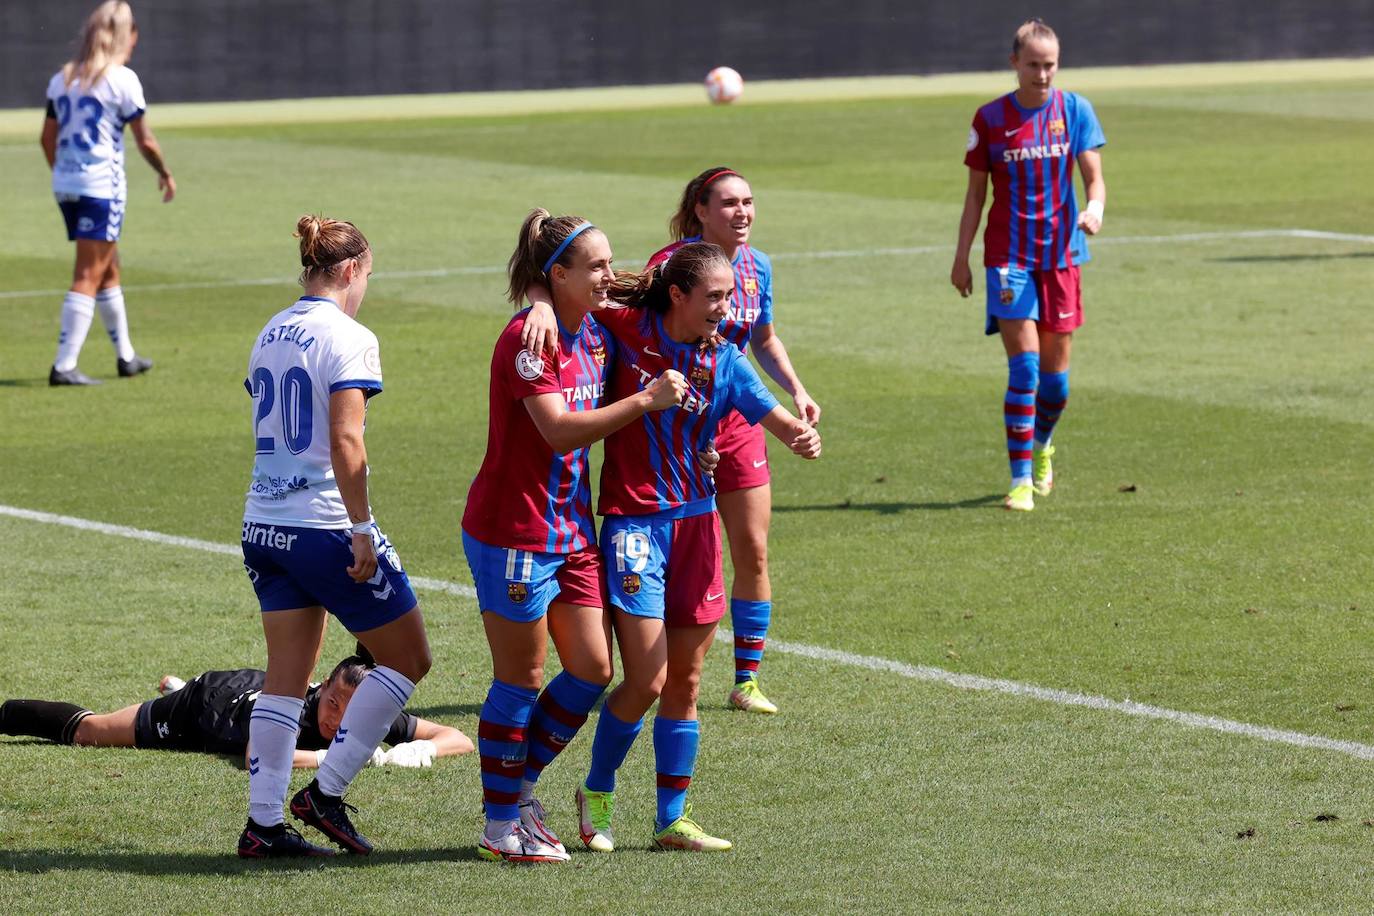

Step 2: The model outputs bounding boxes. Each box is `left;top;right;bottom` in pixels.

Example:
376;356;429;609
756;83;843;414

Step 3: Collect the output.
1035;265;1083;334
555;544;607;609
714;409;769;494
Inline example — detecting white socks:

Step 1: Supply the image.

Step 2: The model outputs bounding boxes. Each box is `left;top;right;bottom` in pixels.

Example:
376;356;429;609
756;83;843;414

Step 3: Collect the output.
54;291;95;372
316;666;415;798
247;693;304;828
95;286;135;361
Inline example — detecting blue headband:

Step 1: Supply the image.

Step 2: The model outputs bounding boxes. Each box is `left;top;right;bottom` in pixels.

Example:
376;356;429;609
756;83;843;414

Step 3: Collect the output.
542;222;595;274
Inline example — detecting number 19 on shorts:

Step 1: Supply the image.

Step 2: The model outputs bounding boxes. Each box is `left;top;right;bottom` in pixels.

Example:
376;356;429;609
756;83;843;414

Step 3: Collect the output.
610;529;651;573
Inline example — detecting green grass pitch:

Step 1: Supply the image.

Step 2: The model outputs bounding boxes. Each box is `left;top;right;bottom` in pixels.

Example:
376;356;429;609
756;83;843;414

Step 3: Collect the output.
2;60;1374;912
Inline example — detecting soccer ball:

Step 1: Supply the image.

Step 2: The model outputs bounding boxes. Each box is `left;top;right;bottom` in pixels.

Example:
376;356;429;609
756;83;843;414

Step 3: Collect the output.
704;67;743;105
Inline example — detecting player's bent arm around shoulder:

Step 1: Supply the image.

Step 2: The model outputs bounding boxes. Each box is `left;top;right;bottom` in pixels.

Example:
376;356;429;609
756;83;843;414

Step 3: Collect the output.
329;387;376;583
750;321;820;425
951;168;989;297
524;370;687;455
761;405;821;460
127;115;175;202
1076;149;1105;235
520;283;560;358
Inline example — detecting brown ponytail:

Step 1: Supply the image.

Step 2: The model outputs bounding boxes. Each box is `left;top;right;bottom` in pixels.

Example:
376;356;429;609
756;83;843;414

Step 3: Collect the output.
608;242;731;349
668;166;743;241
295;215;369;286
506;208;598;305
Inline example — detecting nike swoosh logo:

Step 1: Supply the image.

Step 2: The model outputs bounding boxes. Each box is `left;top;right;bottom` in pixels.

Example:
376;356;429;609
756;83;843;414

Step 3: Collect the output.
1057;311;1073;319
1005;127;1024;137
752;459;767;468
706;592;724;601
643;347;663;357
560;359;573;369
501;757;526;768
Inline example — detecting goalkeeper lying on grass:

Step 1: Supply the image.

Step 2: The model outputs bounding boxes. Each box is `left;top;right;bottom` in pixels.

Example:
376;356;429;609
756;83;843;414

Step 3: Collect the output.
0;654;472;768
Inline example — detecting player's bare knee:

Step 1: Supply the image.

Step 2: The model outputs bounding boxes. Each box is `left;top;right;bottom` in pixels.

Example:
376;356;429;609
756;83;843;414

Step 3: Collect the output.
72;717;99;746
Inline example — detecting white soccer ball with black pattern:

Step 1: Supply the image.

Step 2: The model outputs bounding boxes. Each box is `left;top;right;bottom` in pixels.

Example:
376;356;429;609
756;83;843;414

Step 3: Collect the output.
704;67;743;105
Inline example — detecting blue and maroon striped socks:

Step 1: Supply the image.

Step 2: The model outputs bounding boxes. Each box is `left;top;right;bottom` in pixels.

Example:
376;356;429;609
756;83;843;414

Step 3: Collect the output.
478;679;537;828
1034;370;1069;448
731;598;771;683
1005;351;1040;485
653;717;700;830
521;671;605;797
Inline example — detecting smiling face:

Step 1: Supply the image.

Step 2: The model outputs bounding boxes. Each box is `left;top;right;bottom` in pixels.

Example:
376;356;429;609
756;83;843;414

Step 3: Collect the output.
667;262;735;341
315;678;357;741
1011;36;1059;102
551;229;614;314
695;176;754;250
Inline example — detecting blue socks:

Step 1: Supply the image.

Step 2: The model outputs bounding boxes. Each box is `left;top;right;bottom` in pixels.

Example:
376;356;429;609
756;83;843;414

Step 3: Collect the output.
1035;370;1069;448
1005;352;1040;485
730;598;771;683
654;717;700;830
478;679;537;823
522;671;605;793
585;705;643;793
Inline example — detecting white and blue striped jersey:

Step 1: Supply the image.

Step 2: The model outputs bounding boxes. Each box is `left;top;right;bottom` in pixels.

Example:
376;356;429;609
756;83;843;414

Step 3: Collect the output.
46;65;147;199
242;297;384;529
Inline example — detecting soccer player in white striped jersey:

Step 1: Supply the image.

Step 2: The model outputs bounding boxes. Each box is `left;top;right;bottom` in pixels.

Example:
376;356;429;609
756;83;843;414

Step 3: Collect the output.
40;2;176;386
236;215;434;859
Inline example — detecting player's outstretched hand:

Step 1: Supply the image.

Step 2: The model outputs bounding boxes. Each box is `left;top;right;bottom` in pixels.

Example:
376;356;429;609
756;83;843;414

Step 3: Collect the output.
793;390;821;426
645;370;688;410
159;173;176;203
1076;210;1101;235
788;420;822;460
950;260;974;298
520;299;560;359
696;442;720;479
347;532;378;583
383;739;437;768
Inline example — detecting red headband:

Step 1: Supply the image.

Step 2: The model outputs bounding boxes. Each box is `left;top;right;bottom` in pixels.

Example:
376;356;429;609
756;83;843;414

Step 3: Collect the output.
698;169;740;197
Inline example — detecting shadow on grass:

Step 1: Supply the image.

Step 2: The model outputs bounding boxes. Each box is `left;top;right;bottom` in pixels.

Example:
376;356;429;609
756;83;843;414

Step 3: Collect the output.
0;845;480;876
0;377;51;388
1206;252;1374;264
774;494;1002;514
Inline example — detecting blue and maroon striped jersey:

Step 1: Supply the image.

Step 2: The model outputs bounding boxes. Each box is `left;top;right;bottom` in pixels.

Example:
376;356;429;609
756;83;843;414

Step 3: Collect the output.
647;238;774;355
594;306;778;519
964;88;1105;271
462;309;615;553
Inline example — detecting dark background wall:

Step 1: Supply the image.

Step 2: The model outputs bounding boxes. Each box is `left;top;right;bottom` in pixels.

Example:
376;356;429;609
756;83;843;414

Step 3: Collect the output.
3;0;1372;108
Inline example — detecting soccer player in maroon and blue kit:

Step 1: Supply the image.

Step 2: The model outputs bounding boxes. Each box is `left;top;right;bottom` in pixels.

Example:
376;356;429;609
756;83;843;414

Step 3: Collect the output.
648;167;820;715
573;242;821;853
462;209;687;863
951;19;1107;511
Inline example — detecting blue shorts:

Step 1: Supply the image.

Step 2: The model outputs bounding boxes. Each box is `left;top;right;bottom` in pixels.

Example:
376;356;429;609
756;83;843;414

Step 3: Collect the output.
984;265;1083;336
461;531;605;624
241;521;417;633
56;193;124;242
600;512;725;627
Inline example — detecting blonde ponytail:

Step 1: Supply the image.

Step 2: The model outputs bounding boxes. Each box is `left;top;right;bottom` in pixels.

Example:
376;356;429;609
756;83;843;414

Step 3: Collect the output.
505;207;597;305
63;1;136;90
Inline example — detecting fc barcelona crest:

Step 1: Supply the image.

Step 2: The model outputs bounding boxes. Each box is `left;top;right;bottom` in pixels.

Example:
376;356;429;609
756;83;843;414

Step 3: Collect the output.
622;574;641;595
590;344;606;366
742;277;758;297
690;364;712;388
507;582;528;604
1000;288;1015;305
1048;118;1066;136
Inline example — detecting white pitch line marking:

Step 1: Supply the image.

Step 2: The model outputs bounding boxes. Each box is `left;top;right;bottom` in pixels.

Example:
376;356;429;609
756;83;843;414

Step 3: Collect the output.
5;501;1374;762
1;227;1369;301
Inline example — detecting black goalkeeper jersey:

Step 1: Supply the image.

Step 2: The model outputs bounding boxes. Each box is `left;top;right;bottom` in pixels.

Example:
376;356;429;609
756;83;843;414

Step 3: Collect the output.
153;668;416;756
